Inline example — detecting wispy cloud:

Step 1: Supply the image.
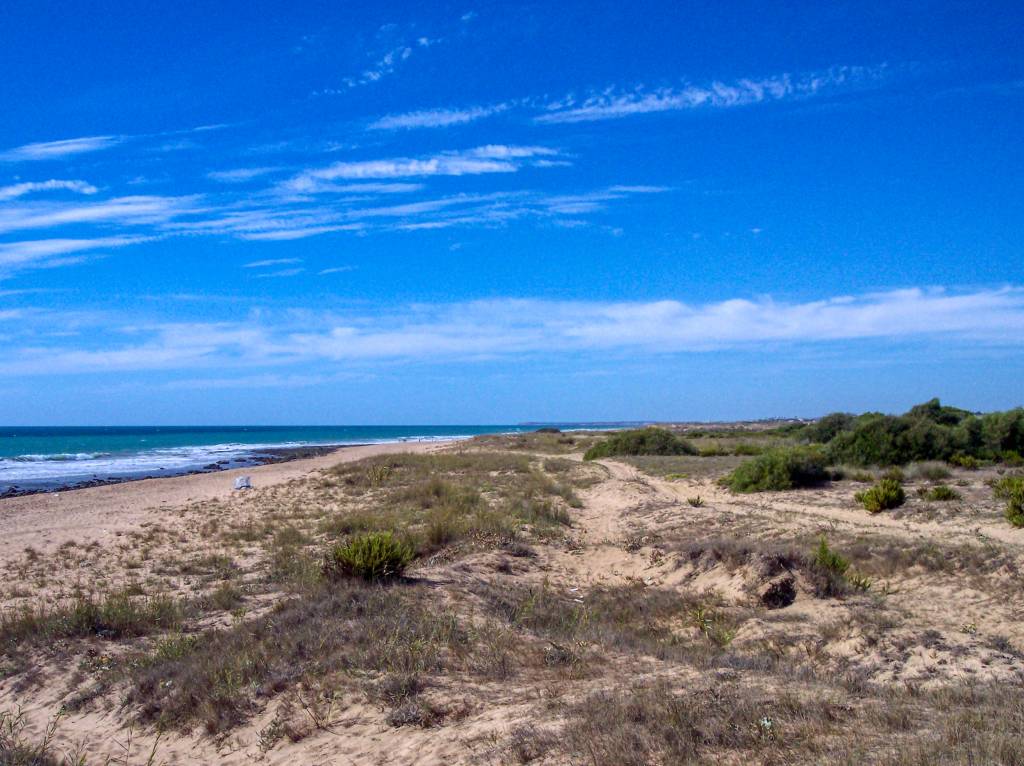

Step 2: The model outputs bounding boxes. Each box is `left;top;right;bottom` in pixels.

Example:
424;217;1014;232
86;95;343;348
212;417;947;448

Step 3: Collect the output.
254;267;305;278
6;287;1022;375
242;258;302;269
0;135;123;162
285;145;558;189
274;179;424;196
0;180;99;201
317;35;439;94
0;195;199;235
319;266;355;275
0;236;152;274
207;167;284;183
536;65;888;123
238;224;365;241
369;103;509;130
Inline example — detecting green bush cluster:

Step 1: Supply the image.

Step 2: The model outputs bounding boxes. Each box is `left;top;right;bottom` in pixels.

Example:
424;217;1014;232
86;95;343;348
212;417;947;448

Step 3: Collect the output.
921;485;961;502
583;427;697;461
993;476;1024;528
800;398;1024;467
855;478;906;513
323;532;414;581
722;446;829;493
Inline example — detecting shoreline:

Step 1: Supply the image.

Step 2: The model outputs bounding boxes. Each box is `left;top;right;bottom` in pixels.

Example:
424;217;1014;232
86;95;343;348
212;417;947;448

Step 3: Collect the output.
0;439;449;559
0;443;358;499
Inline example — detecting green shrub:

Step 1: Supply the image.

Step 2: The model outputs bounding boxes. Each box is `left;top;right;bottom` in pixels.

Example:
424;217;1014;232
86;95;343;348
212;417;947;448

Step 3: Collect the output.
1001;450;1024;467
803;412;855;443
854;478;906;513
809;537;851;597
583;427;696;461
949;453;980;470
323;532;414;581
732;443;764;456
993;476;1024;528
722;447;829;493
921;485;961;502
812;537;850;577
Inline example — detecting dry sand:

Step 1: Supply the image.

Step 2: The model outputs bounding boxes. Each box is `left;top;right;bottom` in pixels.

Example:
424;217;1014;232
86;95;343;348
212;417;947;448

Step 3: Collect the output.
0;441;444;560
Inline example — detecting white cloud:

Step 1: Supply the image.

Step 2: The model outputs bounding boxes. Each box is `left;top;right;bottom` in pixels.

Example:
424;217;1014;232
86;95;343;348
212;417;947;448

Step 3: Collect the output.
0;180;98;201
243;258;302;269
536;65;888;123
254;268;304;278
274;179;424;195
238;224;365;241
0;195;199;235
285;146;558;189
319;35;440;94
0;236;151;275
6;287;1022;375
207;167;283;183
0;135;123;161
319;266;355;275
369;104;509;130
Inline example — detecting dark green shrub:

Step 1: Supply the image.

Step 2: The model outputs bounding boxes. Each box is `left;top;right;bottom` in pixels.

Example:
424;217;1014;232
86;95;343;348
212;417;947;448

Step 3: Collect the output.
323;532;414;581
855;478;906;513
722;447;829;493
583;427;696;460
804;412;855;443
993;476;1024;528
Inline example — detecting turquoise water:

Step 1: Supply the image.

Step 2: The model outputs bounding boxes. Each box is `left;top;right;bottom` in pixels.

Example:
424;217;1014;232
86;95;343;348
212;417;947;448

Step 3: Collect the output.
0;425;553;493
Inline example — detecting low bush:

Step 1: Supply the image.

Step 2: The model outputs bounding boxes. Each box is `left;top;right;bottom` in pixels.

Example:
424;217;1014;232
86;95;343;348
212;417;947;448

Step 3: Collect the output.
722;447;829;493
323;532;414;582
921;485;961;502
732;443;764;456
993;476;1024;528
809;537;851;597
949;453;980;470
855;478;906;513
584;428;697;460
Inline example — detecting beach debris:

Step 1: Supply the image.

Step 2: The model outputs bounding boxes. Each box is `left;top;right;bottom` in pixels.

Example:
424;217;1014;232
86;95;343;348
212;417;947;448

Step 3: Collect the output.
234;476;253;490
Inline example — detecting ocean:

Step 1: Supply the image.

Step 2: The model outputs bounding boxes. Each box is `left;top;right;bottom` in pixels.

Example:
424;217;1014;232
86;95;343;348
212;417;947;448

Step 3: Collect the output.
0;425;555;494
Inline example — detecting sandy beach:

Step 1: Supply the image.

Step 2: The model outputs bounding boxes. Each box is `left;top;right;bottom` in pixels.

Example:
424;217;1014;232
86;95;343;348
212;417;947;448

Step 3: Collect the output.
0;440;445;561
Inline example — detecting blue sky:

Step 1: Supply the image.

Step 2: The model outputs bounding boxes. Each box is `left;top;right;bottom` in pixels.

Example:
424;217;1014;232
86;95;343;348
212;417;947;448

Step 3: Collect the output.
1;0;1023;424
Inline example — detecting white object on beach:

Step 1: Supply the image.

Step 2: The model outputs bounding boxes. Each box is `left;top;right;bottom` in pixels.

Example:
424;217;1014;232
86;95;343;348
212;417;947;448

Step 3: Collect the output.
234;476;252;490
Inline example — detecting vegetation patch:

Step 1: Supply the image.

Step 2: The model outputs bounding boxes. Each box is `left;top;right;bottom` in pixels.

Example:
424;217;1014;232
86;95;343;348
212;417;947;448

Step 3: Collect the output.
722;446;829;492
323;532;414;582
130;582;473;734
919;485;961;502
855;478;906;513
994;476;1024;527
806;398;1024;467
584;427;697;460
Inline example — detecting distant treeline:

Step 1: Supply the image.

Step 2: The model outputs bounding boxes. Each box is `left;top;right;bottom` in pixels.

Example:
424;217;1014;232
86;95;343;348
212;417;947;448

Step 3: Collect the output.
799;398;1024;467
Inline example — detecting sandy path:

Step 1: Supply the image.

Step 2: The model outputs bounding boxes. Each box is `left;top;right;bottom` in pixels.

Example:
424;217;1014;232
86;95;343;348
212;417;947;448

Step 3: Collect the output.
0;441;446;560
